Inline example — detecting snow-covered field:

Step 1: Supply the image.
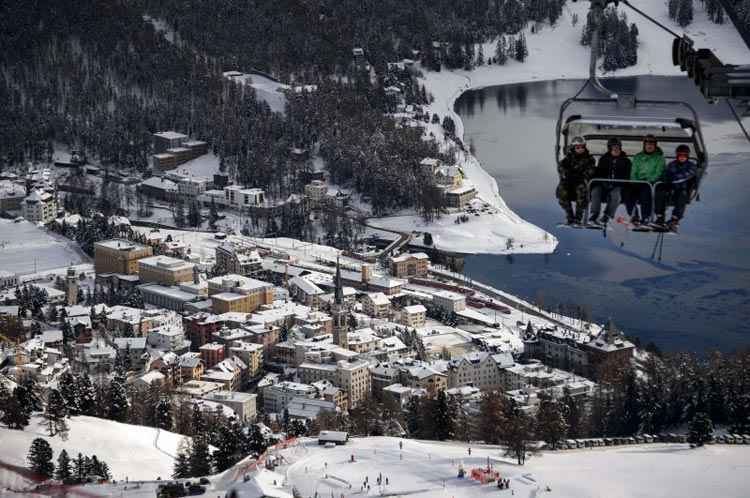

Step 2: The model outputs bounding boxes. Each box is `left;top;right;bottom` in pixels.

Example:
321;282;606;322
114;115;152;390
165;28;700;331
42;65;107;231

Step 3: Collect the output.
0;219;88;275
168;152;221;178
371;207;554;255
0;415;183;483
277;436;750;498
399;0;750;255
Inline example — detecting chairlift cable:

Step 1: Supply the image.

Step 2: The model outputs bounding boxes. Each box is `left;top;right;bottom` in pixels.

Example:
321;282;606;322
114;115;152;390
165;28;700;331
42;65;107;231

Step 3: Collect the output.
726;99;750;144
619;0;682;40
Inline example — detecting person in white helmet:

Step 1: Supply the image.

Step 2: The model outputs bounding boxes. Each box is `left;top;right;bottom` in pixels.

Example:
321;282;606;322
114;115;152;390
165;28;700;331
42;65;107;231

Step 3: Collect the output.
556;136;595;225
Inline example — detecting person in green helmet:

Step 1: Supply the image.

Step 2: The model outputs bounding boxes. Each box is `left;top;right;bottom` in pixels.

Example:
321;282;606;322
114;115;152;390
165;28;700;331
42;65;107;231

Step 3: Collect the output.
625;134;665;225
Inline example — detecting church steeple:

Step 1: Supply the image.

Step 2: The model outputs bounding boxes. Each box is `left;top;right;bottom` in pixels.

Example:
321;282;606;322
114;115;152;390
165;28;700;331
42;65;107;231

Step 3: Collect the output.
334;256;344;305
332;256;348;349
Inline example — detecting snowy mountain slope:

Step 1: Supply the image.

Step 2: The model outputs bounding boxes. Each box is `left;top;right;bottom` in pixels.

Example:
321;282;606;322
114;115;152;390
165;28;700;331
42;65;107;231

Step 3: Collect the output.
277;436;750;498
0;415;185;482
394;0;750;255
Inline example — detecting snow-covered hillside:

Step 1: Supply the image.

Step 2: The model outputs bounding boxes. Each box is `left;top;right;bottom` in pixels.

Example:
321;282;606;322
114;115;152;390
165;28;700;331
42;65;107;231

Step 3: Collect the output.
384;0;750;255
274;436;750;498
0;415;184;482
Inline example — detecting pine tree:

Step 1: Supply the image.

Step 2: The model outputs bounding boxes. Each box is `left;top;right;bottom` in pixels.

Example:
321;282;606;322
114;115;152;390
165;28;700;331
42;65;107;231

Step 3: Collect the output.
536;395;568;449
107;369;129;422
190;434;212;477
433;390;455;441
18;377;42;412
477;391;506;444
59;372;80;415
514;33;528;62
441;116;456;135
76;374;96;416
688;411;713;446
44;388;69;437
561;392;588;438
155;396;173;431
247;424;268;455
55;449;72;483
28;438;55;478
173;439;192;478
495;36;508;65
678;0;694;27
1;386;30;429
73;453;86;483
213;423;240;472
405;396;422;437
188;200;202;227
669;0;680;19
729;394;750;434
502;402;534;465
98;461;112;481
626;24;639;66
174;199;186;227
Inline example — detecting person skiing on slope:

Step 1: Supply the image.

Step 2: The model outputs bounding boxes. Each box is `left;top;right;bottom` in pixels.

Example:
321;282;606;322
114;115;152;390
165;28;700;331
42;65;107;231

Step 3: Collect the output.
589;137;631;225
626;134;665;225
557;136;596;225
653;144;697;231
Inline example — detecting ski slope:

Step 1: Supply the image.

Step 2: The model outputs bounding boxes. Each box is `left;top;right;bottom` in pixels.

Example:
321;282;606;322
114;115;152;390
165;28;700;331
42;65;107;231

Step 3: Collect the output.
278;436;750;498
0;415;184;482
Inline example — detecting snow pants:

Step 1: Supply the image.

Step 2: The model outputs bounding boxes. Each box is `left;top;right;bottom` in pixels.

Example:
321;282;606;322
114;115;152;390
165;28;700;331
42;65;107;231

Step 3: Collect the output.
655;185;690;220
625;183;654;220
556;181;588;221
589;184;622;220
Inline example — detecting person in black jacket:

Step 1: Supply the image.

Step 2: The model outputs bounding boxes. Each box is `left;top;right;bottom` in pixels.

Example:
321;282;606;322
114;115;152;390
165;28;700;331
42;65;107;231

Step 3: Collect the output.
557;136;596;224
588;138;631;225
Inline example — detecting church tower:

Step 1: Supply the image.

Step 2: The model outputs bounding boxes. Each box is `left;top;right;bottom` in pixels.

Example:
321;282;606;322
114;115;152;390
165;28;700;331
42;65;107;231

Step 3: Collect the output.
331;257;349;349
65;266;78;306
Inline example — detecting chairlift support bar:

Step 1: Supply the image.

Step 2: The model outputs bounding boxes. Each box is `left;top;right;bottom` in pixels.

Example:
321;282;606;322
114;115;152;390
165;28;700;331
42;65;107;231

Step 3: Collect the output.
555;97;707;169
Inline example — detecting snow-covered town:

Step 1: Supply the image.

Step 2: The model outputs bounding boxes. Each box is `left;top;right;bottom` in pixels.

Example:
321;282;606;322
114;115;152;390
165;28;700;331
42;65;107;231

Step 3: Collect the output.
2;0;750;497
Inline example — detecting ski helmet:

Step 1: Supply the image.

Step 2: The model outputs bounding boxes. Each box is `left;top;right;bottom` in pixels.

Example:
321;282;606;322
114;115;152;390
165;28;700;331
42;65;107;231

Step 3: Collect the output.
643;134;658;144
675;144;691;155
571;136;586;147
607;137;622;149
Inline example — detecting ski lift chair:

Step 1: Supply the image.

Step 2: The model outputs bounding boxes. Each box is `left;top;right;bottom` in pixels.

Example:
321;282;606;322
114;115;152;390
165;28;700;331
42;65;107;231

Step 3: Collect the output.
556;97;708;226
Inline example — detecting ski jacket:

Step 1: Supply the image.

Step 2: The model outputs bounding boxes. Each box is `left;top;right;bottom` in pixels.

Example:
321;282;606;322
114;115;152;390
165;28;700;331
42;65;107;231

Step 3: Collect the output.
558;149;595;184
593;151;631;182
630;147;665;183
663;159;697;190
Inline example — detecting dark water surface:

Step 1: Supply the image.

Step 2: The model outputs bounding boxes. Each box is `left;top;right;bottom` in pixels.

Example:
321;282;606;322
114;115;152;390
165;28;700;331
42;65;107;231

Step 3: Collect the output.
455;77;750;352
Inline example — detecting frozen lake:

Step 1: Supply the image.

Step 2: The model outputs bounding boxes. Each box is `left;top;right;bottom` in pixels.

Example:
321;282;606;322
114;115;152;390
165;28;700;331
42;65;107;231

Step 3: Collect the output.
456;76;750;352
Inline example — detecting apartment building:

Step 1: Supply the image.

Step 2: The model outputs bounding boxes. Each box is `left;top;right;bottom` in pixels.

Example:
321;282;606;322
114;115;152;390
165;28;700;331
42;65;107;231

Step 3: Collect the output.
400;304;426;329
22;189;57;224
207;274;274;314
362;292;391;318
138;255;195;286
94;239;153;275
390;253;430;278
446;351;514;391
